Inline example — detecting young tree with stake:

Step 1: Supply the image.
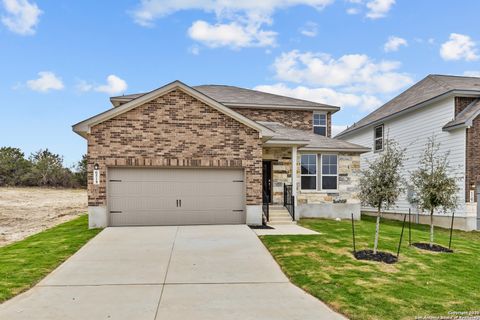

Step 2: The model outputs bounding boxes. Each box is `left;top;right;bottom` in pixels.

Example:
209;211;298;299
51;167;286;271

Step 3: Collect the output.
410;136;458;248
358;139;406;254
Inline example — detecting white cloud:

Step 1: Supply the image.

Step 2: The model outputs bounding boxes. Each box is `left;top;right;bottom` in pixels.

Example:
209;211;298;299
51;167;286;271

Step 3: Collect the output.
132;0;333;48
346;7;360;15
463;71;480;77
188;20;276;48
254;83;382;112
366;0;395;19
75;80;93;92
299;21;318;37
384;36;407;52
272;50;413;94
78;75;128;95
95;75;128;95
132;0;334;26
188;45;200;55
1;0;42;35
440;33;478;61
26;71;64;92
332;124;348;136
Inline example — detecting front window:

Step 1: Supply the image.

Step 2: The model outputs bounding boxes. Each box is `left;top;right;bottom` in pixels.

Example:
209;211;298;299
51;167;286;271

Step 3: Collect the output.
374;125;384;152
313;113;327;136
301;154;338;191
321;154;338;190
301;154;317;190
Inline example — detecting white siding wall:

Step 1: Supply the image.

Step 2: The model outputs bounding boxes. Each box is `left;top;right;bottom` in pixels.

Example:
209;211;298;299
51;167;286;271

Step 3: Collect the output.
344;97;467;217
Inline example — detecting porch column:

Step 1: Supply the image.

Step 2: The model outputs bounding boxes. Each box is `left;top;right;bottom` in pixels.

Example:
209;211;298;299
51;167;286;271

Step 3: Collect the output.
292;146;298;207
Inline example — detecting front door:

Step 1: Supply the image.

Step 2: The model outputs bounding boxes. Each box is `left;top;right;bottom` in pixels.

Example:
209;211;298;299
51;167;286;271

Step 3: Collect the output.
262;161;272;203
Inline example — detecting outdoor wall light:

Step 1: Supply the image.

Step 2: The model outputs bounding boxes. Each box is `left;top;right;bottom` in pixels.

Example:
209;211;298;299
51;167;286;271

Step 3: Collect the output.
94;163;99;170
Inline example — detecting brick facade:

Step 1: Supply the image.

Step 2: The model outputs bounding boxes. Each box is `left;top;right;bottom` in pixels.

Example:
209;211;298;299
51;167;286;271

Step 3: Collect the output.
87;89;263;207
455;96;480;202
231;107;332;137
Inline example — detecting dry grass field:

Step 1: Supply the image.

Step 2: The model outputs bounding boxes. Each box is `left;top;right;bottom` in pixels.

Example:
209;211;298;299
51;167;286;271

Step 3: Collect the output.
0;187;87;246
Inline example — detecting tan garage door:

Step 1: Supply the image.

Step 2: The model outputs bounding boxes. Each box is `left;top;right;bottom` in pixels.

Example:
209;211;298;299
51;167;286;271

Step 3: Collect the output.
108;168;245;226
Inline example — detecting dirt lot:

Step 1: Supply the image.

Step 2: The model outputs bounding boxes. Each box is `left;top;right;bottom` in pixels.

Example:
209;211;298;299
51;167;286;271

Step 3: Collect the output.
0;187;87;246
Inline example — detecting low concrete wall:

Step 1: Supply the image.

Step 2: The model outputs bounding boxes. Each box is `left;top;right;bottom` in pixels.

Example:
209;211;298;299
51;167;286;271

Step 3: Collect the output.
298;202;361;220
362;211;477;231
246;205;263;226
88;206;107;228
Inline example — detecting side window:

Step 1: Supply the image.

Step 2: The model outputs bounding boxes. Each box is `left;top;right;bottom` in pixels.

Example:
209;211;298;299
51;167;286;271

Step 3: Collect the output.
301;154;317;190
374;125;384;152
313;113;327;136
321;154;338;190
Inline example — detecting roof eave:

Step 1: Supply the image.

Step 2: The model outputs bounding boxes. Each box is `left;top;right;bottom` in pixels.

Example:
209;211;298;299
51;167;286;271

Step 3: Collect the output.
299;146;371;153
263;139;310;147
73;80;274;139
337;89;480;139
224;102;340;112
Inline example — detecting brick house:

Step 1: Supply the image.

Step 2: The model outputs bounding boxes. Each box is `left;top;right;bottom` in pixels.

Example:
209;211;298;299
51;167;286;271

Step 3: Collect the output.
73;80;369;228
337;74;480;231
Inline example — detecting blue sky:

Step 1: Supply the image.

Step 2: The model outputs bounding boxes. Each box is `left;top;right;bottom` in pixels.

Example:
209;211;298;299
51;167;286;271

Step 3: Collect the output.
1;0;480;166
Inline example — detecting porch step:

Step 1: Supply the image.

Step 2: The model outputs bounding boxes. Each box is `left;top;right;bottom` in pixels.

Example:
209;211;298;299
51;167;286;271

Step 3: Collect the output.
270;205;287;210
267;206;295;224
269;220;297;225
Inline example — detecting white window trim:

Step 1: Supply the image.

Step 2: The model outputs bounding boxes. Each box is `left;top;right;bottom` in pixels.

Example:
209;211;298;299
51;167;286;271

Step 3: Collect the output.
313;112;327;136
300;154;317;191
300;153;339;192
374;124;384;152
320;154;338;191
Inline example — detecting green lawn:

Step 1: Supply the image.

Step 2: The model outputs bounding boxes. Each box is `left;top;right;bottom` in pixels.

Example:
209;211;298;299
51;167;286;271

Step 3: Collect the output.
0;215;101;302
261;216;480;320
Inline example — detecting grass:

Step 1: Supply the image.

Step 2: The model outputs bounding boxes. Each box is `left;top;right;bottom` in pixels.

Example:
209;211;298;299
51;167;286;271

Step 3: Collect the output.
260;216;480;320
0;215;101;303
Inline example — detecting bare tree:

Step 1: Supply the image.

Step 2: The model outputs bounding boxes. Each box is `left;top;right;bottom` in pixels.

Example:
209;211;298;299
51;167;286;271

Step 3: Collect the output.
358;139;406;254
409;136;458;248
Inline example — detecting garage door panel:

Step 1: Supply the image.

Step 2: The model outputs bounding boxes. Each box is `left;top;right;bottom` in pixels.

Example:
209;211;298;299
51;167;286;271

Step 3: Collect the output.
109;196;177;212
108;168;245;226
181;196;244;210
109;181;180;197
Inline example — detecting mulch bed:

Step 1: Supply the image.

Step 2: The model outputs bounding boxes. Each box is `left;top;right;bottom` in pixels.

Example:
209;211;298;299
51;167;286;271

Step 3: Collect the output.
249;225;275;229
353;250;398;264
412;242;453;253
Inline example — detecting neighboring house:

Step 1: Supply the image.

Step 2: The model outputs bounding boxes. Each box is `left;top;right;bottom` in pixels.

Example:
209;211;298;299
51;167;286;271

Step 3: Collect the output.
73;80;368;228
337;74;480;231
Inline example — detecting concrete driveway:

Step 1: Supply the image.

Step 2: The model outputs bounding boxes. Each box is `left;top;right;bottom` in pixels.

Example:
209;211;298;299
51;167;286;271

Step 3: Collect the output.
0;225;345;320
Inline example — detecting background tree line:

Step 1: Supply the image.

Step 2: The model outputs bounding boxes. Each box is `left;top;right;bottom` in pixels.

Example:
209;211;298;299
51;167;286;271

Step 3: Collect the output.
0;147;87;188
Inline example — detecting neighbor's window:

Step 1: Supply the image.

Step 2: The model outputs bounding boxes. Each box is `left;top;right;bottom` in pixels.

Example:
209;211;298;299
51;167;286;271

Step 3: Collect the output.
321;154;338;190
374;124;384;152
313;113;327;136
301;154;317;190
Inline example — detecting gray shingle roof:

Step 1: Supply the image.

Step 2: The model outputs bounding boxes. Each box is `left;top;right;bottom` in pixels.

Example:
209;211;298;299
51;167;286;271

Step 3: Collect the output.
111;84;339;110
443;98;480;130
337;74;480;138
258;121;370;152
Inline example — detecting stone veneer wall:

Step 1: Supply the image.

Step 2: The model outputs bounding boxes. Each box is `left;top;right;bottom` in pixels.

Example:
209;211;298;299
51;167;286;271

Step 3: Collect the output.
262;148;361;206
296;153;361;204
87;89;263;208
455;96;480;202
262;147;292;204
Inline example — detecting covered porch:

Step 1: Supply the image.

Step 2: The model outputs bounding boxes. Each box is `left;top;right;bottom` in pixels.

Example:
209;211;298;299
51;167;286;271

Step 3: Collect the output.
259;122;369;225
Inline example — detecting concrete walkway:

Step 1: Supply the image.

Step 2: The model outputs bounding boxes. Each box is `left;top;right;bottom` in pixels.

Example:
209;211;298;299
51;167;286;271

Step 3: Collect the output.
253;223;321;236
0;225;346;320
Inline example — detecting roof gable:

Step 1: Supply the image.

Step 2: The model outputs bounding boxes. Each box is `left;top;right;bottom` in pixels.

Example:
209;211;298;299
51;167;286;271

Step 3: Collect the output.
443;98;480;130
110;84;340;111
337;74;480;138
73;81;274;138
